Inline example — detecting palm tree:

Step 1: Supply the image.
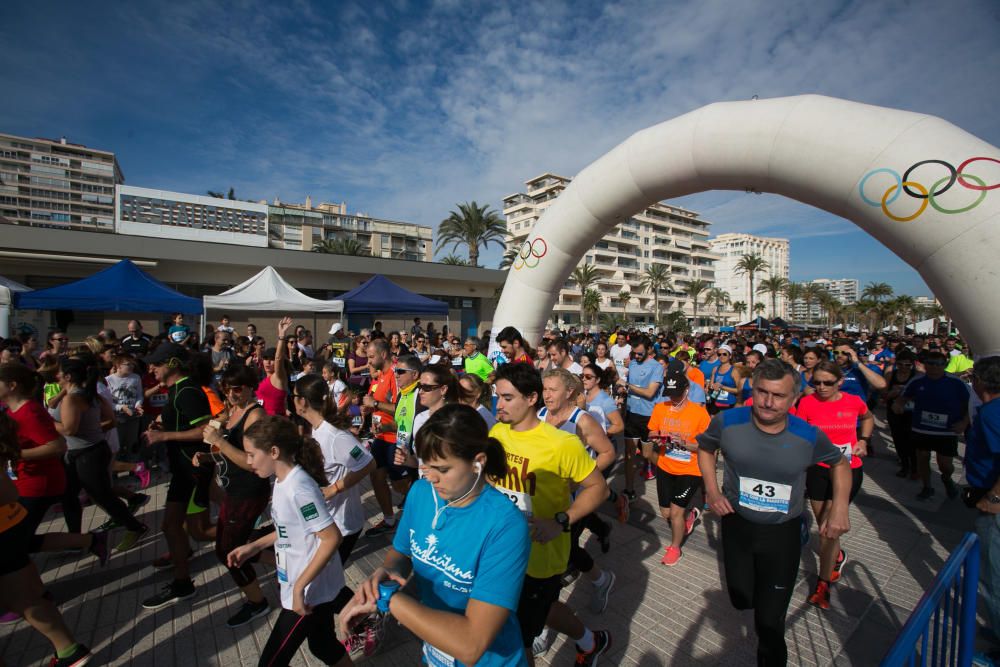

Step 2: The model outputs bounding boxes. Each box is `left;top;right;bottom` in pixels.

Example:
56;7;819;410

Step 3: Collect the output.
582;289;602;326
312;237;370;256
440;255;469;265
818;293;843;329
684;279;709;329
499;247;519;270
436;201;506;267
757;276;789;319
862;281;894;303
754;302;766;317
784;282;804;321
639;264;673;325
706;288;731;327
732;301;748;322
662;310;691;333
571;265;601;326
617;290;632;311
207;188;237;200
600;311;630;332
891;295;917;334
801;283;828;324
734;254;769;317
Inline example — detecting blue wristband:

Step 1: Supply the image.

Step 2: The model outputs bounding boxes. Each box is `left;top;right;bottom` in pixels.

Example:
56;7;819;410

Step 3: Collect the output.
376;581;400;614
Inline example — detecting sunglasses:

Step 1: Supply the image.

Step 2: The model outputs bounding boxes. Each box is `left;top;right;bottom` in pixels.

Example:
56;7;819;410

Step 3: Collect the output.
810;379;838;387
718;352;730;357
834;351;851;356
394;367;418;375
581;374;597;380
418;383;442;392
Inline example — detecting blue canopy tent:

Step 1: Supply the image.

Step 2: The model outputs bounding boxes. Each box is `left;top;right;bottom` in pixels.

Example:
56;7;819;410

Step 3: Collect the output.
13;259;202;314
338;275;449;331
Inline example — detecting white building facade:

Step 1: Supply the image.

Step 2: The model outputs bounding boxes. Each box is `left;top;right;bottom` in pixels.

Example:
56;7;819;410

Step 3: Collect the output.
789;278;859;321
503;173;719;328
708;233;790;320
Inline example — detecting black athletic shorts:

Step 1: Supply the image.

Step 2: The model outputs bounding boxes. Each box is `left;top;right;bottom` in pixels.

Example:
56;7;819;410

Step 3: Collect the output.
624;412;651;441
655;468;702;509
805;465;863;502
369;438;415;482
912;432;959;457
0;509;31;576
516;574;562;645
166;447;214;512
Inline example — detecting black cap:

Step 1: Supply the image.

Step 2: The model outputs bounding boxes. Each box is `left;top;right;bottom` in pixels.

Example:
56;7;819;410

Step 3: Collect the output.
145;342;187;366
662;368;689;398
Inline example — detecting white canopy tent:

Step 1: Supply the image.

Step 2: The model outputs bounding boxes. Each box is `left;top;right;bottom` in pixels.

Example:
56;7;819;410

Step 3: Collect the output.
0;276;32;338
202;266;344;338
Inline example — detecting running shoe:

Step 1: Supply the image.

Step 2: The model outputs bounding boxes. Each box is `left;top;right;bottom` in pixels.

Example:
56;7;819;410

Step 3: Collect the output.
685;508;702;537
575;629;612;666
127;493;151;514
115;524;148;552
830;549;848;583
89;530;110;567
141;579;196;610
0;611;20;624
95;517;120;532
48;643;92;667
589;571;616;614
226;599;270;628
916;487;936;501
362;612;387;657
532;627;556;658
133;462;151;490
615;493;630;524
807;580;830;610
942;477;959;499
661;546;682;566
643;463;656;481
365;519;396;537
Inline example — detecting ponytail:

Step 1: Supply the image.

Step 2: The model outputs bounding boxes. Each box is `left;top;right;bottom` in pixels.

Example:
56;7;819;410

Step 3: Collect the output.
482;437;508;480
294;374;351;430
244;415;330;488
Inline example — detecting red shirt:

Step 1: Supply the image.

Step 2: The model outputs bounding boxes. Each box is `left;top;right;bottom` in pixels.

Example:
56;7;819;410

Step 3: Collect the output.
10;400;66;497
142;371;168;418
368;368;398;444
796;393;867;469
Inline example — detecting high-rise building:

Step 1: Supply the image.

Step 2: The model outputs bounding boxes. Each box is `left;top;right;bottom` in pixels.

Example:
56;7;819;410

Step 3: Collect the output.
267;197;433;261
788;278;859;321
0;132;123;232
503;173;719;327
708;233;790;320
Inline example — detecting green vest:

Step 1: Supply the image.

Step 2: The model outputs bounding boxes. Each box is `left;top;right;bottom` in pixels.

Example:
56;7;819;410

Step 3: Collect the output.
394;382;419;453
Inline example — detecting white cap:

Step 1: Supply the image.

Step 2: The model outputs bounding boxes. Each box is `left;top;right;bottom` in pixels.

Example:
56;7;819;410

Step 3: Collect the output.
328;323;343;335
753;343;768;354
429;354;442;365
718;344;733;354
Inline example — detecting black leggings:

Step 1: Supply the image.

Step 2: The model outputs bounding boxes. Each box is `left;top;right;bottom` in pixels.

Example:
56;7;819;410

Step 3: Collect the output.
887;410;916;471
721;513;801;667
568;513;609;574
257;600;346;667
20;495;60;553
332;531;361;613
63;442;144;533
216;495;271;588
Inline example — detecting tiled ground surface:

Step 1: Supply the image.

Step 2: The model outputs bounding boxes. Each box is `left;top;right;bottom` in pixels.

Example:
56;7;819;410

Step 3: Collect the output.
1;411;990;666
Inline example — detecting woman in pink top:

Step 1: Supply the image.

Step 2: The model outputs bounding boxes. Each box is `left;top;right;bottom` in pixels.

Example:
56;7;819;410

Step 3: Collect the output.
796;360;873;610
256;317;292;417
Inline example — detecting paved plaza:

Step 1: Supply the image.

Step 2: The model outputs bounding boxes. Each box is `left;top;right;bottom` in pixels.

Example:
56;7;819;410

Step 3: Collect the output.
0;413;983;666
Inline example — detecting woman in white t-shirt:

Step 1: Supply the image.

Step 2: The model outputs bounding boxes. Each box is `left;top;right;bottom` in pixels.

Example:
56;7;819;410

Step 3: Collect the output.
594;341;614;372
228;416;353;667
292;376;375;622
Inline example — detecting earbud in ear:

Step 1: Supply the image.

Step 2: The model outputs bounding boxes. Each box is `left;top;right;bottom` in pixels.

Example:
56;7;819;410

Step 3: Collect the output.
474;462;483;474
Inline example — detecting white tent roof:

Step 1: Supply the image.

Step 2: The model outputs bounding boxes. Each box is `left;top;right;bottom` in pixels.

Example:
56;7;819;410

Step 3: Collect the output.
203;266;343;313
0;275;31;307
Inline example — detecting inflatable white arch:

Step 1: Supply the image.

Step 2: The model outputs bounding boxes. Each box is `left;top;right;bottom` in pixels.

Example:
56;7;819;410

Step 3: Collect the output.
493;95;1000;356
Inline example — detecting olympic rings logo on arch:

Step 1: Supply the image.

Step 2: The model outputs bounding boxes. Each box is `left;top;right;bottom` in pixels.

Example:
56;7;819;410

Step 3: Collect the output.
513;237;547;270
857;157;999;222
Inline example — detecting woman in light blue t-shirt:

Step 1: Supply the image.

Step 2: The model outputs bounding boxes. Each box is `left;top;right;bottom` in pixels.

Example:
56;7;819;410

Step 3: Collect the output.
340;404;530;667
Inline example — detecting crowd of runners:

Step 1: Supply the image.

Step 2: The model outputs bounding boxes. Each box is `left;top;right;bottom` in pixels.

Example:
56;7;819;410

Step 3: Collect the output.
0;315;998;667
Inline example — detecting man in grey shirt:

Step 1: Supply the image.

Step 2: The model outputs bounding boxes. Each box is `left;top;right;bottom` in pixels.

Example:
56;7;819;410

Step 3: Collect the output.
697;359;851;667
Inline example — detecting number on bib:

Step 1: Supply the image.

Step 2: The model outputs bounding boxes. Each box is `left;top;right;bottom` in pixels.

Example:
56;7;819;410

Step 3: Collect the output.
275;550;288;583
497;487;533;518
920;411;949;428
738;477;792;513
835;443;853;464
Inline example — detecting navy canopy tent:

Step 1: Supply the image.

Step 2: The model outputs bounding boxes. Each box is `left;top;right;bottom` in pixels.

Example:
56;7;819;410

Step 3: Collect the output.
338;275;449;315
13;259;202;313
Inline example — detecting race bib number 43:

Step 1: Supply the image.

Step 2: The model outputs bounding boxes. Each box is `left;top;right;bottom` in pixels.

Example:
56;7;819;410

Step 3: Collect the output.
738;477;792;514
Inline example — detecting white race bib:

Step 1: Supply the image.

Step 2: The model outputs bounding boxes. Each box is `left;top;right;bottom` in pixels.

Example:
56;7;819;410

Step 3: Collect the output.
920;411;949;428
423;643;456;667
664;446;692;463
497;486;533;518
738;477;792;514
333;357;346;367
276;549;288;583
835;442;853;465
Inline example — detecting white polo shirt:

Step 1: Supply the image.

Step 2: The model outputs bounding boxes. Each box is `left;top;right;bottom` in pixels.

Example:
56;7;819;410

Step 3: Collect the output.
312;421;373;536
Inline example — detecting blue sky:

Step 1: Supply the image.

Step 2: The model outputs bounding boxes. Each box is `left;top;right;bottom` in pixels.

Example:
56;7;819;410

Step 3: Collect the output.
3;0;999;296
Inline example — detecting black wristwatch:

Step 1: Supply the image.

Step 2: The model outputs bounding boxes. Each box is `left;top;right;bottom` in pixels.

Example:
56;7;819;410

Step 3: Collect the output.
989;494;1000;505
554;511;571;532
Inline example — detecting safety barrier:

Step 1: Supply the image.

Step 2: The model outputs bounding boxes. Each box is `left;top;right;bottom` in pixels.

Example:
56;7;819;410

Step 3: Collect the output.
881;532;980;666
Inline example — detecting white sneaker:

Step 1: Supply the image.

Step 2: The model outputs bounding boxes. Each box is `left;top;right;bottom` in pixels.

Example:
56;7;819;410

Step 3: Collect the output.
532;627;556;657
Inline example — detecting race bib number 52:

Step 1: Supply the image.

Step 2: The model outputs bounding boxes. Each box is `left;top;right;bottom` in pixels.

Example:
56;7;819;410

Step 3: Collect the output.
738;477;792;514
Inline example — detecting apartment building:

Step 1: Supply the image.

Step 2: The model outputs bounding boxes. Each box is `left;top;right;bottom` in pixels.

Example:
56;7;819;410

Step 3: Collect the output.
709;233;790;319
788;278;859;321
267;197;433;261
503;173;719;327
0;133;123;232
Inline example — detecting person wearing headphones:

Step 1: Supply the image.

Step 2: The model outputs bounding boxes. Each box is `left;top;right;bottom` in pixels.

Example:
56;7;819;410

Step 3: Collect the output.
340;404;530;666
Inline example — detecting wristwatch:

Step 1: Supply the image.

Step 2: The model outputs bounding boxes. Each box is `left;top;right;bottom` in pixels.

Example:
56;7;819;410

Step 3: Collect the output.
554;511;571;532
989;494;1000;505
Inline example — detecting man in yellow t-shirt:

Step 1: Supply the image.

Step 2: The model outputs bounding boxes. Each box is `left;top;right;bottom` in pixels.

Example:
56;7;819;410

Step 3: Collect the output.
491;362;611;665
